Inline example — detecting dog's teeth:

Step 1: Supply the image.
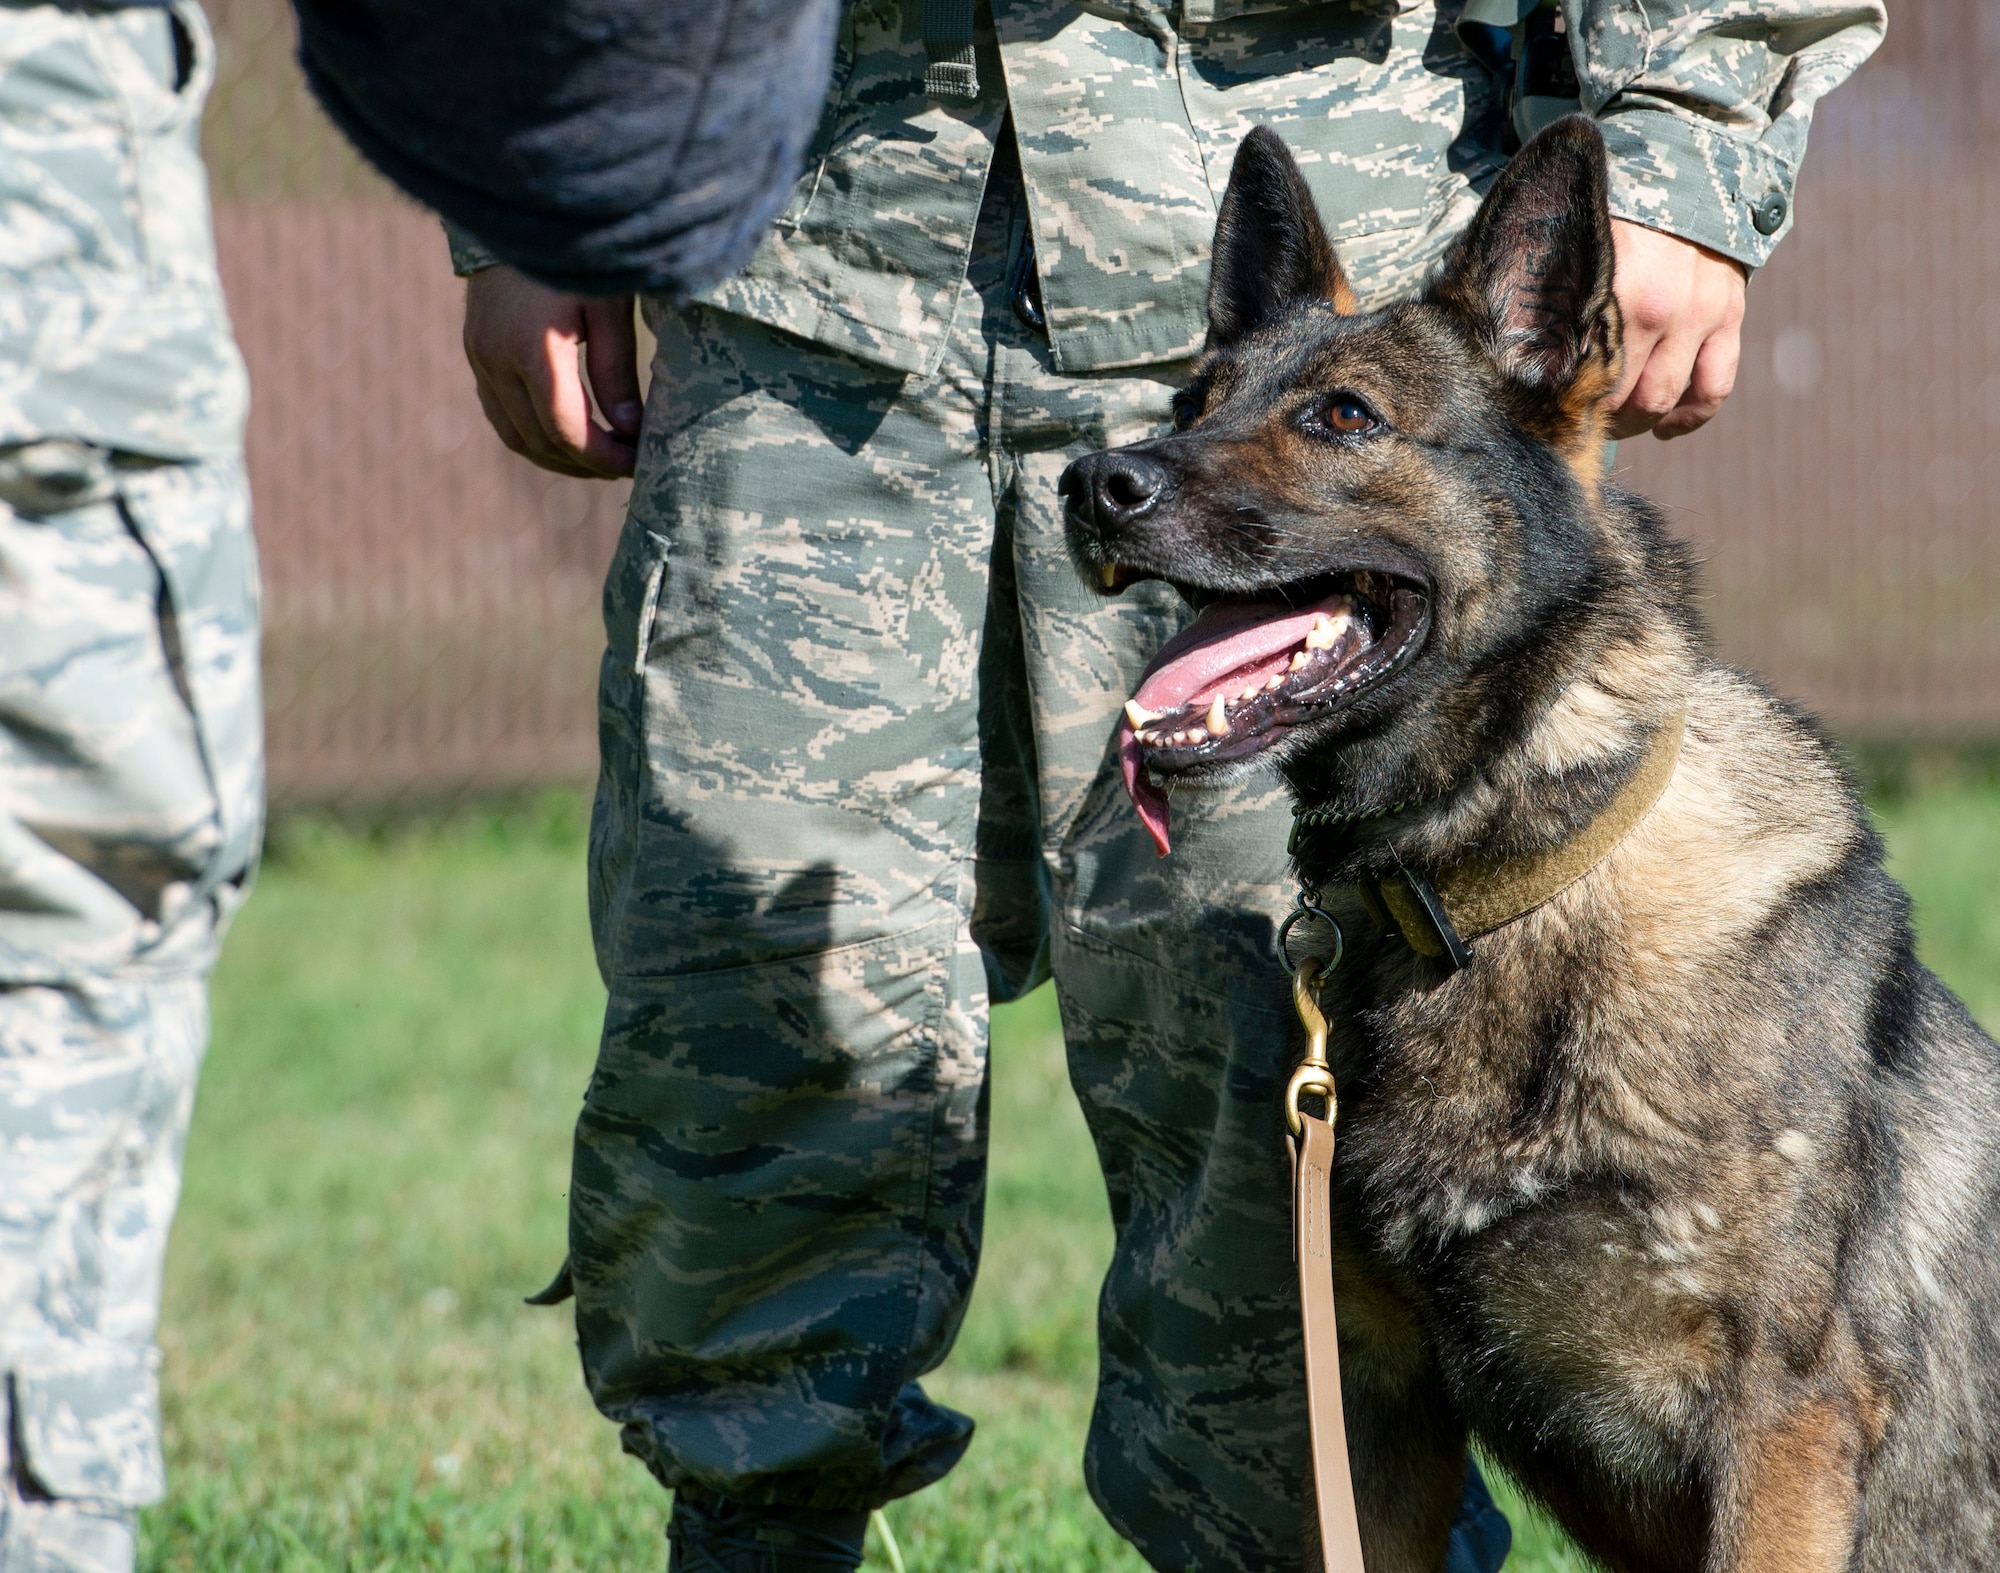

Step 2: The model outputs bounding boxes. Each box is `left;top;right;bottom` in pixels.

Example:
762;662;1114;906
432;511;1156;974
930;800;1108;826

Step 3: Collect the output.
1187;725;1209;744
1099;564;1119;589
1206;695;1229;735
1291;650;1311;671
1238;684;1261;703
1125;699;1163;728
1304;611;1351;651
1265;673;1285;691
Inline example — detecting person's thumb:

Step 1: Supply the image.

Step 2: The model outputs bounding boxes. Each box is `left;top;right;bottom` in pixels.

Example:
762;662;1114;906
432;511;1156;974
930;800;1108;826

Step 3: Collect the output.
583;296;643;438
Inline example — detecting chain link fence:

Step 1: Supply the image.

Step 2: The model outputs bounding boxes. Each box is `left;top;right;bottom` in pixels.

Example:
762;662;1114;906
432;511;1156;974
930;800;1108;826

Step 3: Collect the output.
205;0;629;805
1619;0;1999;737
201;0;1999;806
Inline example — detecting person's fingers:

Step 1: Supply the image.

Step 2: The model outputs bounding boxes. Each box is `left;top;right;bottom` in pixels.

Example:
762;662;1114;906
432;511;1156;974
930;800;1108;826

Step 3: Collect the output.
1628;246;1745;440
1607;315;1666;418
516;324;636;479
1606;223;1682;415
583;295;644;441
488;364;597;478
1652;319;1742;440
570;419;637;478
475;362;593;476
1610;320;1701;440
472;376;533;459
1606;351;1662;438
464;269;552;457
461;266;634;478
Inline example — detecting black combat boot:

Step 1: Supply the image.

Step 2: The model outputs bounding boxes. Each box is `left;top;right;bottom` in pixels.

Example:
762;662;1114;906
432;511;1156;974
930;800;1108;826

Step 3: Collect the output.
666;1490;870;1573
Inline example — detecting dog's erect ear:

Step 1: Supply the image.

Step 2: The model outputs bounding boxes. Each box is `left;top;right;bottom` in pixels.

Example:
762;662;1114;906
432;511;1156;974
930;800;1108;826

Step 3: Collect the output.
1206;126;1355;348
1432;115;1621;412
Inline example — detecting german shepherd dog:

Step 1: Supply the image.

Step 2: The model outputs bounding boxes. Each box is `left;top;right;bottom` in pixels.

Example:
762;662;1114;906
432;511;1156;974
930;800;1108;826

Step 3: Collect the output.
1059;117;2000;1571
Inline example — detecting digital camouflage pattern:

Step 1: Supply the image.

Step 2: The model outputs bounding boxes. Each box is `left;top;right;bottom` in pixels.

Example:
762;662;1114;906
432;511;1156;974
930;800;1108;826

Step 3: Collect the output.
0;6;257;1569
0;3;247;462
687;0;1882;379
1576;0;1887;261
0;447;261;988
573;0;1881;1565
581;139;1490;1568
0;979;207;1567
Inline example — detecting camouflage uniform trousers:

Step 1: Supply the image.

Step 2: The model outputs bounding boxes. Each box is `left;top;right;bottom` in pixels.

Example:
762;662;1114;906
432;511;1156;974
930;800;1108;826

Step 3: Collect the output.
0;5;260;1560
0;978;205;1573
577;138;1506;1571
0;445;258;1573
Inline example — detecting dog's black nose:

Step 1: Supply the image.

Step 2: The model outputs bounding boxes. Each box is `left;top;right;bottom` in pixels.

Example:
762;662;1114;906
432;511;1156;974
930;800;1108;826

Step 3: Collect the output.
1059;451;1169;530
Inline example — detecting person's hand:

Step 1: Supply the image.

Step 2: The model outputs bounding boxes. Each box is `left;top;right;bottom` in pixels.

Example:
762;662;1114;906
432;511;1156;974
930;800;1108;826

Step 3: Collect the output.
462;266;642;478
1607;219;1748;441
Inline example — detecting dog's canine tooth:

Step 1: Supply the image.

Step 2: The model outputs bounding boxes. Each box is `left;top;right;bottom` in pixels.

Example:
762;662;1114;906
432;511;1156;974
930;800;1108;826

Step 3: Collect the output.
1206;695;1229;735
1099;563;1119;589
1125;699;1164;728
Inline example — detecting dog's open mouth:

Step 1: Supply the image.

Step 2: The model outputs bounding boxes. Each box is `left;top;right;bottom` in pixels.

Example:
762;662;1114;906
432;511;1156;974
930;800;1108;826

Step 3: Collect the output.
1109;569;1429;855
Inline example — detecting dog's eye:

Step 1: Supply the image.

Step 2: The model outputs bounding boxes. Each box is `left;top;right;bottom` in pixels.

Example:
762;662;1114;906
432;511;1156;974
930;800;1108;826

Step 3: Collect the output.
1323;396;1379;435
1171;392;1204;430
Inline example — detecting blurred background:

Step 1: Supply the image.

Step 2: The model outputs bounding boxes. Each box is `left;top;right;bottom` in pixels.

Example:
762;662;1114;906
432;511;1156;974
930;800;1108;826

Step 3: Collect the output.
142;4;2000;1570
200;0;2000;811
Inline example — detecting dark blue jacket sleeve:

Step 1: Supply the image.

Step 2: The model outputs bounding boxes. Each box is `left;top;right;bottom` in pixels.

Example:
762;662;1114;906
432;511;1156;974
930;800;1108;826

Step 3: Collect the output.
291;0;840;297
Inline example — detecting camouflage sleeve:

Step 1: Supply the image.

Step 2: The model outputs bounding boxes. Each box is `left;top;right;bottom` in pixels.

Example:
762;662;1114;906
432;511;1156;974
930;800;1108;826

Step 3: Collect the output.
1570;0;1886;268
443;219;500;277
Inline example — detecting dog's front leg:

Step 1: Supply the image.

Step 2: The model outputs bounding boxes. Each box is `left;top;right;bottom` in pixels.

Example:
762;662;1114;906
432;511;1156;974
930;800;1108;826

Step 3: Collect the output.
1707;1397;1863;1573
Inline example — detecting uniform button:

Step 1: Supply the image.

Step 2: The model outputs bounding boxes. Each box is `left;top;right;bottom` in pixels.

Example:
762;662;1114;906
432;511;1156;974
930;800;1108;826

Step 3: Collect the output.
1751;192;1788;236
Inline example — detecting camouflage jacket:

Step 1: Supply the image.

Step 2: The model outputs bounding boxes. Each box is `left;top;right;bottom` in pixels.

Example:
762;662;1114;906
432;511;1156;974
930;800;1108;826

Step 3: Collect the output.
679;0;1884;378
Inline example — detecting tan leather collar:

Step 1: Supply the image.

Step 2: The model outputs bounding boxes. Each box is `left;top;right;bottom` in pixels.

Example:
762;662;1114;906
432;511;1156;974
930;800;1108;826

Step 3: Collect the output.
1350;706;1686;967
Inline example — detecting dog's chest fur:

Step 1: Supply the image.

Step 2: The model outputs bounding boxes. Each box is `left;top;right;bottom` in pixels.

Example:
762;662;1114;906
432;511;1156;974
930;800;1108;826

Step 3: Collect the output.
1308;678;1927;1541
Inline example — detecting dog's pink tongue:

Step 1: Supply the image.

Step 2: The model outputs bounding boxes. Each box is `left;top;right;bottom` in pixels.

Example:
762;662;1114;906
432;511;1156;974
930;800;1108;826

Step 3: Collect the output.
1119;725;1174;857
1118;597;1350;857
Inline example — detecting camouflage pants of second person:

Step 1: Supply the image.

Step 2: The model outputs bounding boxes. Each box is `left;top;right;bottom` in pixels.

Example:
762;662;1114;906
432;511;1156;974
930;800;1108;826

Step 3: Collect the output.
574;143;1506;1572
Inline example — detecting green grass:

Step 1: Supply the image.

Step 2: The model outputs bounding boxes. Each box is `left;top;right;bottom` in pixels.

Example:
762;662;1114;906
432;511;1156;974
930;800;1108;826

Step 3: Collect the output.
138;781;2000;1571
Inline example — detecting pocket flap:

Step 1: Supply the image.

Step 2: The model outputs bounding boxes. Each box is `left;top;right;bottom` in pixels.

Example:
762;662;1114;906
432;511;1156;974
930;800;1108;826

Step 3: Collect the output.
12;1346;166;1507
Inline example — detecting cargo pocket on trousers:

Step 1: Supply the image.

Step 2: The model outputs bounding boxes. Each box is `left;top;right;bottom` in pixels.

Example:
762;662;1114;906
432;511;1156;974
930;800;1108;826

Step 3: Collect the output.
11;1346;166;1507
115;461;262;924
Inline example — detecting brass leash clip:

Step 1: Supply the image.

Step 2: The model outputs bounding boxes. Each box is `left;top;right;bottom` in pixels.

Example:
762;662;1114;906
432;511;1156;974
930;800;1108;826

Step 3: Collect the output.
1286;959;1337;1138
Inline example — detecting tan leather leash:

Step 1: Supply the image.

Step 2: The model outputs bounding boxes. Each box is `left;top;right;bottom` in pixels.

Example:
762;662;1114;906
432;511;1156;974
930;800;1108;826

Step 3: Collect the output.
1277;707;1688;1572
1286;959;1367;1573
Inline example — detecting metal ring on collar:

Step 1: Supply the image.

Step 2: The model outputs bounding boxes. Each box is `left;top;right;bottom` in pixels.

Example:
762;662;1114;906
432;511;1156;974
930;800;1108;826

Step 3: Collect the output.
1277;900;1344;978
